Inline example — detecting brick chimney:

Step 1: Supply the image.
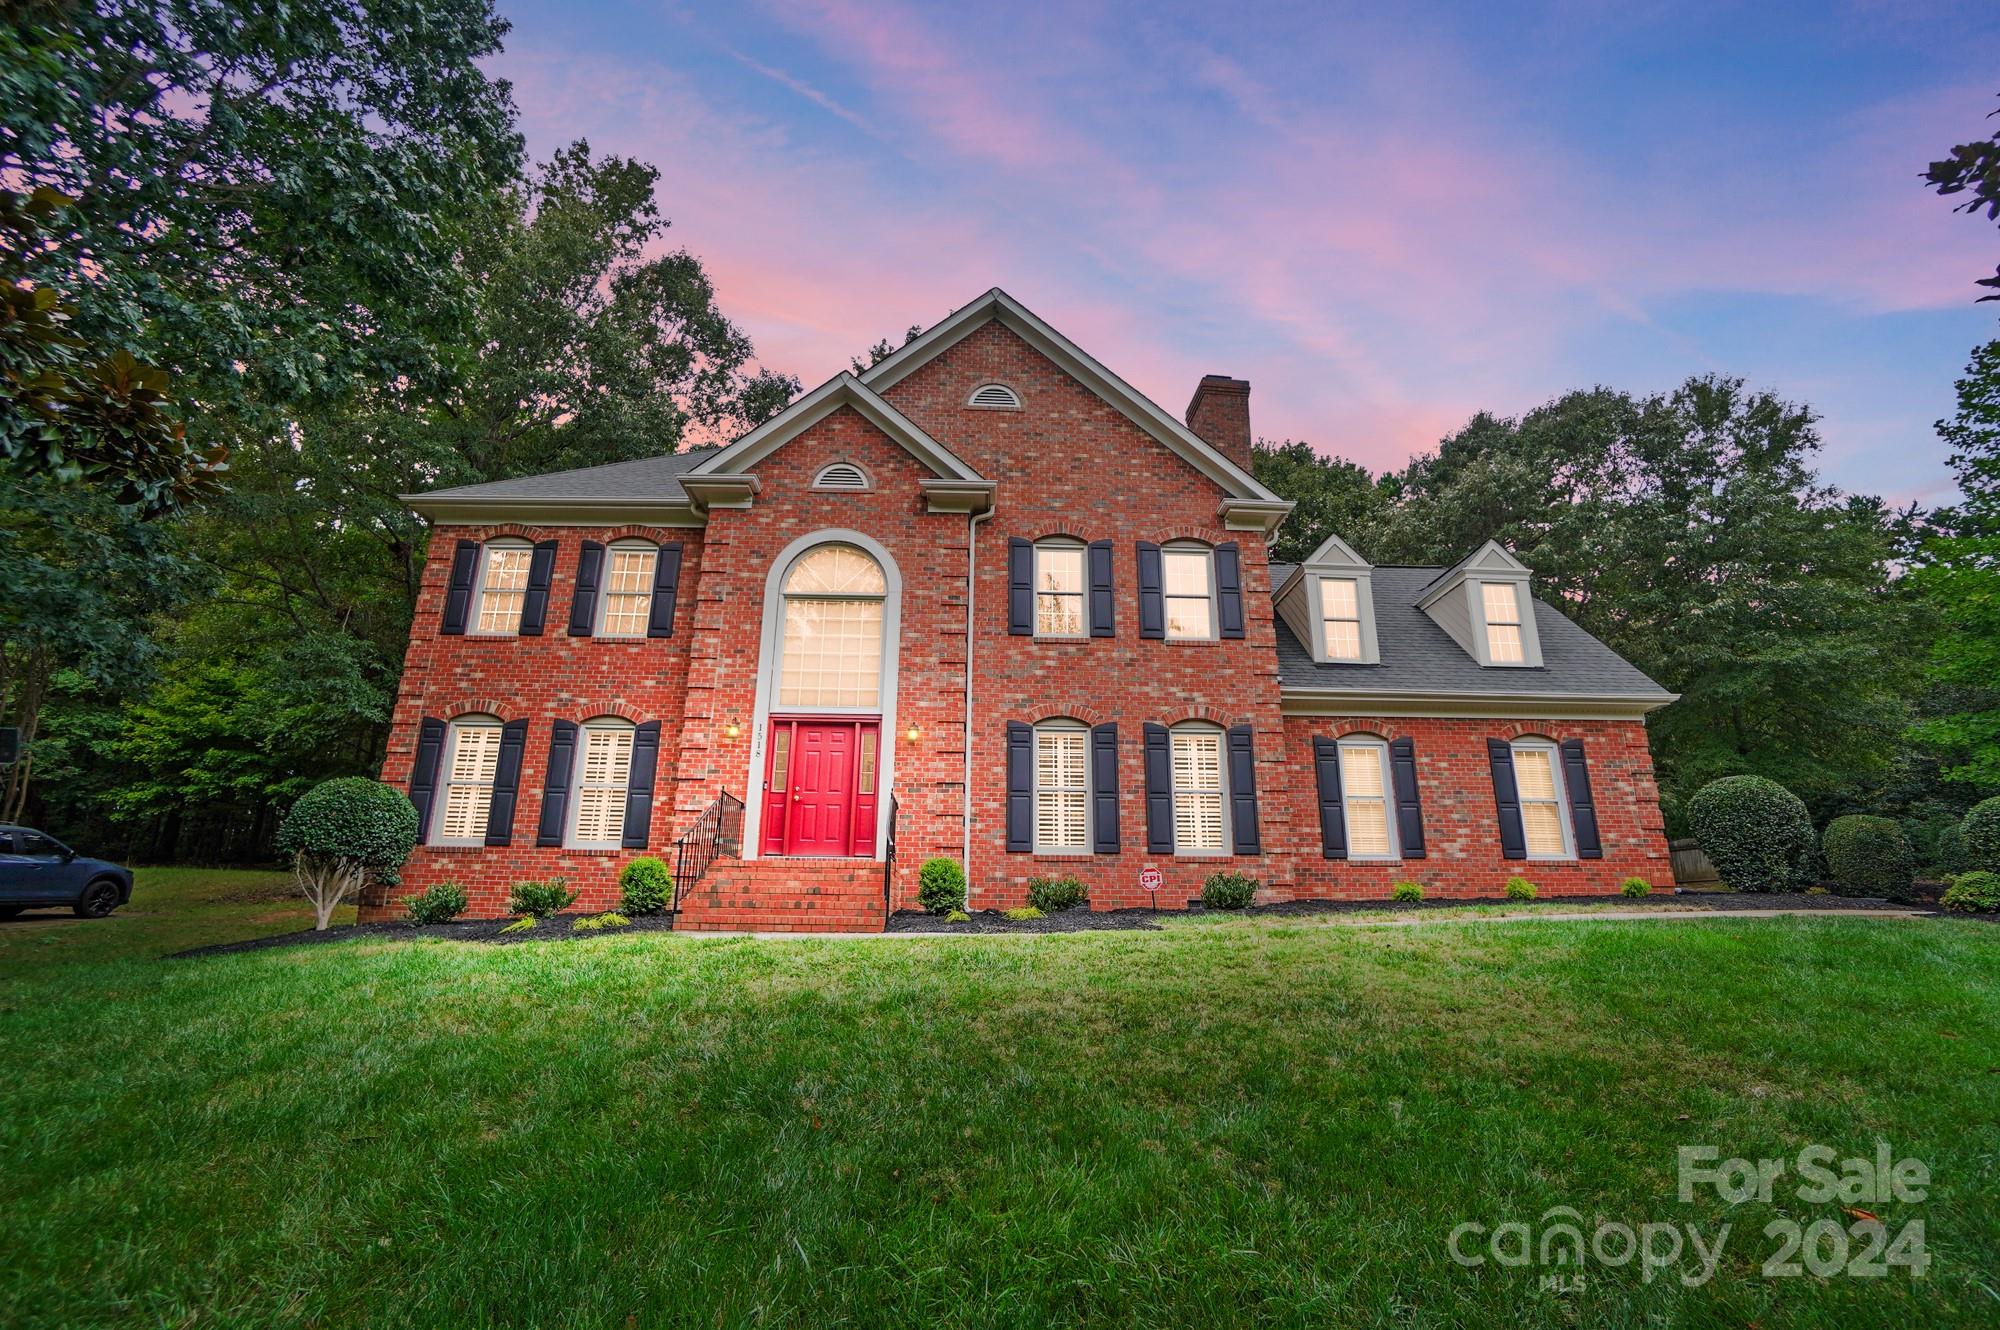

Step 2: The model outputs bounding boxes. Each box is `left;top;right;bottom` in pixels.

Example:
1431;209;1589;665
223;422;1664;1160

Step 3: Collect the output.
1185;375;1252;474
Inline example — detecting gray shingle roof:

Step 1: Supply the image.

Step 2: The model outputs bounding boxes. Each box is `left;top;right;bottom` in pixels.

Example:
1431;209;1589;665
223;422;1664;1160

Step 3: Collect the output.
1271;564;1672;700
414;446;720;503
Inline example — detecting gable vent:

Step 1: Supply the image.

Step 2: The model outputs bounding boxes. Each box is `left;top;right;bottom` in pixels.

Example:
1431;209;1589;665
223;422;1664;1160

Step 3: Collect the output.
813;462;870;490
967;383;1022;410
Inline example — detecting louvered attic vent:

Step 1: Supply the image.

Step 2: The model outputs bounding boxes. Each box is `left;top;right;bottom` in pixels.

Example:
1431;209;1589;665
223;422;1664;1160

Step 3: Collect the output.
967;383;1022;409
813;462;870;490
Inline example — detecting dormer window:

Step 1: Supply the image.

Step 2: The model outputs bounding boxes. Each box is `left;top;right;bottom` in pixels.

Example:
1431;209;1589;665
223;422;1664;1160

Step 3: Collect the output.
967;383;1022;410
1480;582;1525;664
1320;578;1365;661
1275;533;1380;665
1415;540;1541;668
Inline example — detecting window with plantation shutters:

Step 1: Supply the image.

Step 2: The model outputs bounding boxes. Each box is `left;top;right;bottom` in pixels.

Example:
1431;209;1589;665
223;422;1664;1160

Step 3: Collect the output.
437;717;503;842
1510;738;1573;858
598;542;657;637
1170;727;1226;853
474;543;533;635
1033;724;1089;852
570;721;635;847
1337;739;1397;860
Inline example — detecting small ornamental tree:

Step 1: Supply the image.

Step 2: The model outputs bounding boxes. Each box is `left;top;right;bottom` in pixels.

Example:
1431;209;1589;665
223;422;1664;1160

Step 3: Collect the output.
1685;776;1815;893
1963;798;2000;872
275;778;420;930
1821;815;1917;899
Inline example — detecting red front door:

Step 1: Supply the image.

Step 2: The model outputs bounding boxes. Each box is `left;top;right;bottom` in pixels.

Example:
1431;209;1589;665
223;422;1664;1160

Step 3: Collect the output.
761;719;880;857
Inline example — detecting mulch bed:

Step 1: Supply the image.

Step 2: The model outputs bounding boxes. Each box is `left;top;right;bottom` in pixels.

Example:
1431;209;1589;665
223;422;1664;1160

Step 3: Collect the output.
171;911;678;958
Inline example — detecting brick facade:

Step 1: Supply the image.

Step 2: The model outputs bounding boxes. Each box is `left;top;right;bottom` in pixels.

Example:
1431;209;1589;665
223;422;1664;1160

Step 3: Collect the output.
369;314;1671;922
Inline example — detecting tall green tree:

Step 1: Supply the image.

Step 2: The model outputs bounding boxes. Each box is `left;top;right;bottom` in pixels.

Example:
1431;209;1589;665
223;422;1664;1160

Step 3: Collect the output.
1250;440;1392;564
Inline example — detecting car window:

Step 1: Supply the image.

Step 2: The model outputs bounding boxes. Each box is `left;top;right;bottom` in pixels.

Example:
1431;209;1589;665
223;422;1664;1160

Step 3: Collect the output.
18;832;60;857
0;831;13;854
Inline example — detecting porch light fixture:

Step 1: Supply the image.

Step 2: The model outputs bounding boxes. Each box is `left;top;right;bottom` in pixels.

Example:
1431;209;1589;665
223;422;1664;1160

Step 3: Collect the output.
905;723;921;743
724;716;741;739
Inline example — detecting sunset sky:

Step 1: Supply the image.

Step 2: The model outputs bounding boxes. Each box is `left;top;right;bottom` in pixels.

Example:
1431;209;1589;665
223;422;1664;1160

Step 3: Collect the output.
489;0;2000;505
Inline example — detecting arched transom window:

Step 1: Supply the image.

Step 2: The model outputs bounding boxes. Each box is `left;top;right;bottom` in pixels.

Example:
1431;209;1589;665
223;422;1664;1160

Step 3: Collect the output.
778;544;887;709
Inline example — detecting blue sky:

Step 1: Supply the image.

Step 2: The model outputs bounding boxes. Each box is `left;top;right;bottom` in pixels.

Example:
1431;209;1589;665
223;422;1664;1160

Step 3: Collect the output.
487;1;2000;505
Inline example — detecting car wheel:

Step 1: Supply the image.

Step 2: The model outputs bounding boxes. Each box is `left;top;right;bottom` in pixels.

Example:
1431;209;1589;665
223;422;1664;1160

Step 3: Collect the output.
74;878;122;918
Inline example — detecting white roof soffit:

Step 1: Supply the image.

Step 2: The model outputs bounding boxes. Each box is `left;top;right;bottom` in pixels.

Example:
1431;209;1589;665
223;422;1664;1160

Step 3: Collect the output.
858;288;1288;507
689;372;986;485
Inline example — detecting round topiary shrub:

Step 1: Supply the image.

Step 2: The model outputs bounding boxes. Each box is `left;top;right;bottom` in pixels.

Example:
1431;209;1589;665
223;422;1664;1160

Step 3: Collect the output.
1026;874;1088;912
1685;775;1815;893
1962;798;2000;872
404;879;468;925
276;777;421;929
1821;815;1917;899
1200;871;1259;909
619;856;672;915
918;857;966;915
1391;880;1424;903
1621;876;1652;898
1941;870;2000;913
1504;876;1537;901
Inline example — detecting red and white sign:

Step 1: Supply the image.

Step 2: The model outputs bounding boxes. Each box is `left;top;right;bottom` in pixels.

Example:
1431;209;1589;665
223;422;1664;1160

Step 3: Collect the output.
1139;867;1163;893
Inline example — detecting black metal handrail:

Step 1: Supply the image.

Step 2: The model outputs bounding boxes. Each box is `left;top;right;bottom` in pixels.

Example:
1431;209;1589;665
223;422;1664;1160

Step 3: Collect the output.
672;790;744;910
882;792;898;922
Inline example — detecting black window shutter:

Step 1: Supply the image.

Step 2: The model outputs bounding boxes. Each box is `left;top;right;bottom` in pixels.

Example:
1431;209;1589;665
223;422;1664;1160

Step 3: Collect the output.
484;718;530;846
1136;543;1165;639
647;544;683;638
1560;738;1603;859
1226;724;1260;854
1313;737;1347;859
1143;722;1173;853
621;721;662;848
409;717;447;838
518;540;558;636
1005;721;1033;852
1389;736;1427;859
567;543;604;637
1215;542;1245;639
441;540;479;634
1488;738;1527;860
1007;538;1034;635
1087;540;1115;637
1090;722;1120;853
536;720;579;846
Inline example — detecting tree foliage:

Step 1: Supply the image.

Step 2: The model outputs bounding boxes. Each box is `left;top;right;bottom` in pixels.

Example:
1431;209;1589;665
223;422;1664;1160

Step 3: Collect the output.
1923;93;2000;299
1251;440;1393;564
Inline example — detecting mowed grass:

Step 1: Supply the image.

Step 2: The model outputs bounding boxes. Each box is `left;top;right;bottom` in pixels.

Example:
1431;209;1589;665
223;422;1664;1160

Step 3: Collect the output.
1;871;1996;1328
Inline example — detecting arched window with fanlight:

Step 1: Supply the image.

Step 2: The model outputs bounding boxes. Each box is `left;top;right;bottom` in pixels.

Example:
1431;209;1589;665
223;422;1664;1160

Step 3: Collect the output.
778;543;888;710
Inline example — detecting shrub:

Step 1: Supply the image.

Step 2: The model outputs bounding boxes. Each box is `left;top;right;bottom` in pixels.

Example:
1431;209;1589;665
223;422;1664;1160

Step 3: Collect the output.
918;857;966;915
619;856;672;915
1027;874;1088;912
508;877;577;919
944;909;970;923
572;912;632;933
1962;798;2000;872
1200;872;1259;910
1929;820;1970;878
1504;876;1536;901
275;777;421;929
1002;906;1043;921
499;916;537;934
598;911;631;929
1821;815;1917;899
403;880;468;925
1620;876;1652;899
1390;881;1424;903
1941;870;2000;913
1685;775;1816;893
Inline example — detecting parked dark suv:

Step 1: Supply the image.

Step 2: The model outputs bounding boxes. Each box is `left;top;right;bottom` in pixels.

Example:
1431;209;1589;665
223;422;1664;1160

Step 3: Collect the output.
0;826;133;918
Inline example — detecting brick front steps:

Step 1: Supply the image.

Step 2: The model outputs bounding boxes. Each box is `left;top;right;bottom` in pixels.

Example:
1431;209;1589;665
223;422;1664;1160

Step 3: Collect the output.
675;858;889;933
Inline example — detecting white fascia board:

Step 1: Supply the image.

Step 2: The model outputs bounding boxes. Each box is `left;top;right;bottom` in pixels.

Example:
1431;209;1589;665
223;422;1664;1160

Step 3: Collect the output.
859;288;1288;507
689;372;985;483
1279;688;1678;721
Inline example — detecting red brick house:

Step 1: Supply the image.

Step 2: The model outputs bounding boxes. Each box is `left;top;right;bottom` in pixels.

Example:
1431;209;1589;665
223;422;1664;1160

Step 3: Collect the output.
370;289;1675;930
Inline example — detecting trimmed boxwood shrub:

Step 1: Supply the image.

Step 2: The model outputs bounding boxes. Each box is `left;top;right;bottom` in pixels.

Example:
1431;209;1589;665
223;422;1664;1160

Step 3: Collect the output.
403;880;468;925
1200;872;1259;910
1504;876;1536;901
1621;876;1652;898
275;776;421;929
509;877;577;918
1391;880;1424;903
1026;874;1088;912
1685;775;1815;893
619;856;672;915
918;857;966;915
1963;798;2000;872
1941;870;2000;913
1821;815;1916;899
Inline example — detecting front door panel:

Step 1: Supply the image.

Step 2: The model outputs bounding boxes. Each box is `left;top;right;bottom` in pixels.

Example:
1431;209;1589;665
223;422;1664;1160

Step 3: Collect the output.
760;719;879;858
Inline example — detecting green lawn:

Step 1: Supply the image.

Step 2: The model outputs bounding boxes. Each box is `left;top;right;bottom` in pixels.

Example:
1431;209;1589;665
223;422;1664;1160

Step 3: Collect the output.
1;870;1996;1328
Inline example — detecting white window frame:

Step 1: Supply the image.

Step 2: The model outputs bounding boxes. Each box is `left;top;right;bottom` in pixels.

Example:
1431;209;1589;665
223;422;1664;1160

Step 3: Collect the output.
434;715;503;845
1509;737;1575;860
596;539;658;639
1319;576;1366;662
1161;542;1218;643
1335;736;1399;861
776;542;888;713
568;718;636;849
1033;539;1087;639
1169;723;1229;856
471;539;534;637
1032;721;1091;854
1479;580;1527;666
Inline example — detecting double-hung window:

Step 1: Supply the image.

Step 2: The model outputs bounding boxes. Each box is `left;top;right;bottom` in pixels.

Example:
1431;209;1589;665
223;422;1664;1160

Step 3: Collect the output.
570;720;635;848
1337;737;1397;859
1510;738;1572;858
1480;582;1525;664
1033;722;1089;852
437;716;503;843
474;542;533;636
1034;542;1085;638
599;542;657;638
1321;578;1364;661
1162;544;1215;641
1170;726;1226;853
